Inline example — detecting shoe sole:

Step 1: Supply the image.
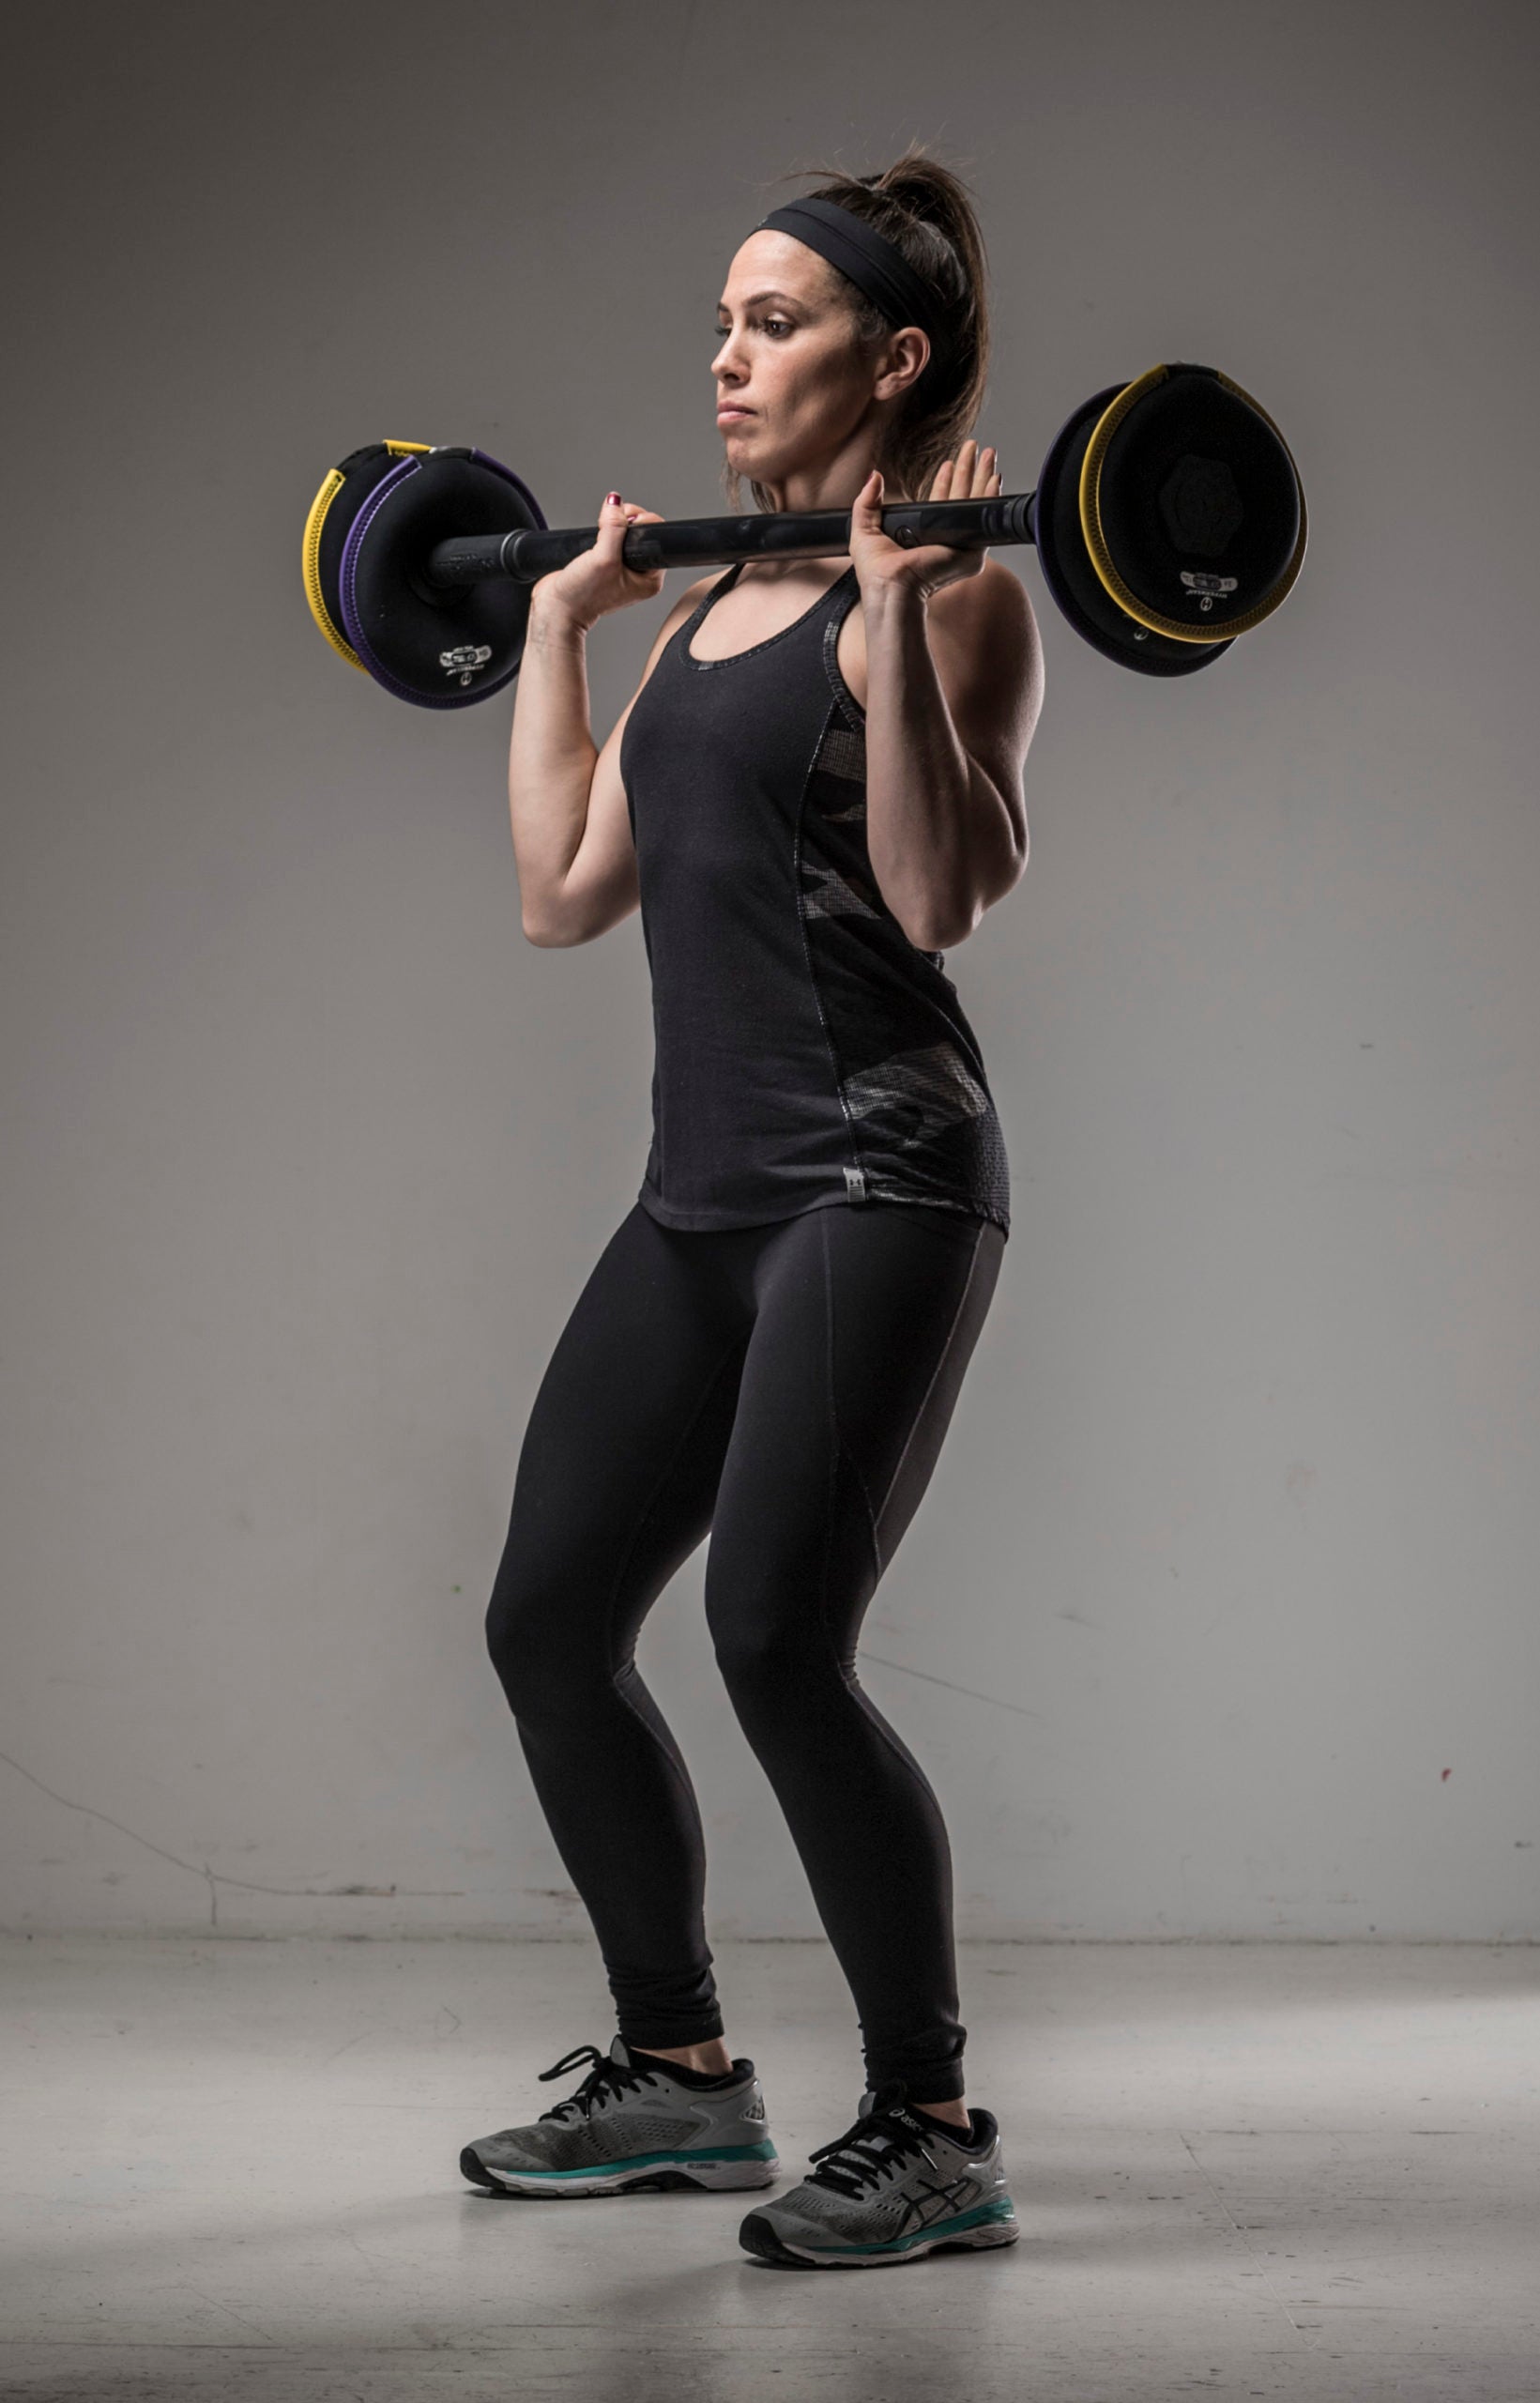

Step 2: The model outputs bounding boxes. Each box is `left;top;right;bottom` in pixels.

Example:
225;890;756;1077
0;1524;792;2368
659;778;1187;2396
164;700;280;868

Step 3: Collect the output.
461;2142;780;2198
738;2202;1019;2267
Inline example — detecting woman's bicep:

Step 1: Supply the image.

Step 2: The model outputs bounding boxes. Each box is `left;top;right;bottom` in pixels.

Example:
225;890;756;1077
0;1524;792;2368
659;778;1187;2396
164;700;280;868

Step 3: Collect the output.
933;563;1043;856
544;577;716;945
551;707;642;941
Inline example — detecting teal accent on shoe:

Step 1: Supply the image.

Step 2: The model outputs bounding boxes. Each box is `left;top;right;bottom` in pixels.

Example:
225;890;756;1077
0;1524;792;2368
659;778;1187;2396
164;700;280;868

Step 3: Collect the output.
800;2196;1018;2254
510;2140;778;2182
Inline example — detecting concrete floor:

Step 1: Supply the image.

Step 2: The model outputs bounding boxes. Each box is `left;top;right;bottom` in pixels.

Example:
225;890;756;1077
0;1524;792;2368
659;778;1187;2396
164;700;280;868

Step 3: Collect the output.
0;1936;1535;2401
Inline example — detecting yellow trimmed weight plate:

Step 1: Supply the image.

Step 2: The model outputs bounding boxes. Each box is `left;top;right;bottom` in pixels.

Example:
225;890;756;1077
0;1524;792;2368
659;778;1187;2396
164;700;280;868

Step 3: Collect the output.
1077;365;1306;646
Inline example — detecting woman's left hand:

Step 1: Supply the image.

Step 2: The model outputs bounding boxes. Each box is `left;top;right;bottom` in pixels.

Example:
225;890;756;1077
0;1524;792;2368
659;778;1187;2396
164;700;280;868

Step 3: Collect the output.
848;438;1001;605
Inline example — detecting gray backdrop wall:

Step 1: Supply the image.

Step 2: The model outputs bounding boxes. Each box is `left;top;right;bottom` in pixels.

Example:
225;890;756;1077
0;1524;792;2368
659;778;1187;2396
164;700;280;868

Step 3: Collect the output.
3;0;1535;1943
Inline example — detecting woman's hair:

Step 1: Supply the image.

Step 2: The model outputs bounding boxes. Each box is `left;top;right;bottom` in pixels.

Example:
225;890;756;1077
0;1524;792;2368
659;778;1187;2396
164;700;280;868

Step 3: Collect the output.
724;146;991;511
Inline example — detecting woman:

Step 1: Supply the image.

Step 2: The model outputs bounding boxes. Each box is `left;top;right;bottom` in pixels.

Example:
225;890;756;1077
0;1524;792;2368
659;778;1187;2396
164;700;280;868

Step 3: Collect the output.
462;153;1044;2269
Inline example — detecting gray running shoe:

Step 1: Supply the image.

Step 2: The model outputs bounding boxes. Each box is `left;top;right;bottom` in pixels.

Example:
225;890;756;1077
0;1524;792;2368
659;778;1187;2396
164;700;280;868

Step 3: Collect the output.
460;2034;780;2197
739;2081;1019;2267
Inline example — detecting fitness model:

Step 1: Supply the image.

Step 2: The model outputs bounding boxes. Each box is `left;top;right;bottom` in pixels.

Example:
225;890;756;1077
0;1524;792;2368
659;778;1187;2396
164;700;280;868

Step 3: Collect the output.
462;152;1044;2270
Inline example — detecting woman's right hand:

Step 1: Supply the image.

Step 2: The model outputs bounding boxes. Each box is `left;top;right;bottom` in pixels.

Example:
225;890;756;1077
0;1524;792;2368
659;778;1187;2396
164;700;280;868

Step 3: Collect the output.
533;491;666;631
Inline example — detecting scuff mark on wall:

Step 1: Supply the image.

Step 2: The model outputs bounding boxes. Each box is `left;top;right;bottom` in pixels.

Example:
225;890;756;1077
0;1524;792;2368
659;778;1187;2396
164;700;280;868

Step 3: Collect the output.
0;1749;467;1930
859;1651;1048;1722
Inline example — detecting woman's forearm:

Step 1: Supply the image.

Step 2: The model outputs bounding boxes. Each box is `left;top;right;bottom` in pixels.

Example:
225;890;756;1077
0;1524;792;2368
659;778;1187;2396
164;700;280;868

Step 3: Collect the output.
861;583;1020;952
508;591;601;937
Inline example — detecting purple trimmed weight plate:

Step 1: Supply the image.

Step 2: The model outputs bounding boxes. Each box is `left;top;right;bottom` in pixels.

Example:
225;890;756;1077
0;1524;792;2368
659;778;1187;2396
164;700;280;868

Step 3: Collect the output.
340;447;547;709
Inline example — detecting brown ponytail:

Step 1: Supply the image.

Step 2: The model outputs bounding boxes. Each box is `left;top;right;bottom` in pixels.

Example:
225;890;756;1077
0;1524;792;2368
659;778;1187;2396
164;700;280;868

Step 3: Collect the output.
725;146;992;510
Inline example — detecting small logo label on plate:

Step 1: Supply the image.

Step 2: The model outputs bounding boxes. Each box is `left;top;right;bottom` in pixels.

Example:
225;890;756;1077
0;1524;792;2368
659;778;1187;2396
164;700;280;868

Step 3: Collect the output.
441;643;494;685
1179;571;1240;615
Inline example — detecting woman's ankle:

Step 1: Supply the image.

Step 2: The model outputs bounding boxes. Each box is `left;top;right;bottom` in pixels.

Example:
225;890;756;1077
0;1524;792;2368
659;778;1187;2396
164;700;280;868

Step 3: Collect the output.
911;2096;971;2132
631;2038;733;2077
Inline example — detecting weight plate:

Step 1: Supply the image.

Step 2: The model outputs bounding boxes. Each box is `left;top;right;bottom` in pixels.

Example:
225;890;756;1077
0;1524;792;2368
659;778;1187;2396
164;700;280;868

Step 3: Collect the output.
301;440;432;671
1033;385;1230;678
339;448;547;709
1081;364;1307;643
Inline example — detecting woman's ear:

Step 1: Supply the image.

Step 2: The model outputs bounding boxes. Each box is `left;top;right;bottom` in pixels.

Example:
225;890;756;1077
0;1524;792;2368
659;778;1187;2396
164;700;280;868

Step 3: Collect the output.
872;327;932;402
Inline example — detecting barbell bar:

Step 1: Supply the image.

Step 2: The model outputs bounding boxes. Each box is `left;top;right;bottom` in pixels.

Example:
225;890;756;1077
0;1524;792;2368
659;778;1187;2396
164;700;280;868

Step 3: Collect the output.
302;361;1307;708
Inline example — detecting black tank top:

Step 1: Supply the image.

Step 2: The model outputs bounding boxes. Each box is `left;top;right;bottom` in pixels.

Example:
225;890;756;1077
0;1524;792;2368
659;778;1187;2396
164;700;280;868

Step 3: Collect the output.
618;559;1010;1237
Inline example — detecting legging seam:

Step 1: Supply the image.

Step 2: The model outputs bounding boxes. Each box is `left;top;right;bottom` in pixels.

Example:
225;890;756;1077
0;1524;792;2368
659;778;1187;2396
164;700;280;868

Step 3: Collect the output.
604;1332;743;1774
817;1208;840;1661
870;1219;986;1556
816;1215;939;1798
849;1446;882;1584
813;1213;885;1578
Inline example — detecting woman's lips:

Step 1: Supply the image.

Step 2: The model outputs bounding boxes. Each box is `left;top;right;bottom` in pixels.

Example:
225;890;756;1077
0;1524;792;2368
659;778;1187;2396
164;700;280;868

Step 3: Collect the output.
716;407;755;422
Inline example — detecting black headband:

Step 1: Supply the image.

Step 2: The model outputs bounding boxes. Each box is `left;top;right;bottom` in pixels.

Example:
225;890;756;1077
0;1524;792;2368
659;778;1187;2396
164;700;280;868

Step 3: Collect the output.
755;195;954;379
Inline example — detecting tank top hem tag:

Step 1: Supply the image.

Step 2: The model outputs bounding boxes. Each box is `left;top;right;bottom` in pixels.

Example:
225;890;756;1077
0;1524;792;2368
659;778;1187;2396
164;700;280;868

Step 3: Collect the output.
844;1166;869;1203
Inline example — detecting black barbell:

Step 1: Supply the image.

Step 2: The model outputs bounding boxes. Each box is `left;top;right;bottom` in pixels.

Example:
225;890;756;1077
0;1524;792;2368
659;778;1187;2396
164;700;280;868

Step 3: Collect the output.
302;361;1306;709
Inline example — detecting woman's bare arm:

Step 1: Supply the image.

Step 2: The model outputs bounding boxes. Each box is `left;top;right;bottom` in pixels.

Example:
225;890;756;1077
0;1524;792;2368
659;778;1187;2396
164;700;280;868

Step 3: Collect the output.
846;448;1044;952
861;561;1042;950
505;488;714;947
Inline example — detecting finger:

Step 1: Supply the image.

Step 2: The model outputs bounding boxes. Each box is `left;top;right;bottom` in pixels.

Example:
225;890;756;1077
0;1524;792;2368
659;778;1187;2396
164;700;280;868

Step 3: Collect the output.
974;444;998;497
614;503;666;580
850;467;884;521
930;454;954;500
596;490;629;551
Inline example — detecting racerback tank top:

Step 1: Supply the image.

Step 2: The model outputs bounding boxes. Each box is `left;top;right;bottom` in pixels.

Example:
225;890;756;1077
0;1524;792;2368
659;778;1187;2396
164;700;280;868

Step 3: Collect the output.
618;558;1011;1237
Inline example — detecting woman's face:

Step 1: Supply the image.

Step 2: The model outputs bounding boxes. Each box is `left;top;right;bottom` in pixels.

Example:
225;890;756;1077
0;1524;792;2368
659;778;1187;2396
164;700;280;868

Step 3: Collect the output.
711;230;918;488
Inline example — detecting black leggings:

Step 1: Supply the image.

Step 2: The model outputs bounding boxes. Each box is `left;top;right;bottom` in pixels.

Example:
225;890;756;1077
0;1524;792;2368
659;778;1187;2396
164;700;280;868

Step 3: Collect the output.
484;1196;1006;2103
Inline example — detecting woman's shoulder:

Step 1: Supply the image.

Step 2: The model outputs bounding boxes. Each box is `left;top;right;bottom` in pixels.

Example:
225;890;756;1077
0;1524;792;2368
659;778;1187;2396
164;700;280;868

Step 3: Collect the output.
925;559;1043;702
930;557;1038;642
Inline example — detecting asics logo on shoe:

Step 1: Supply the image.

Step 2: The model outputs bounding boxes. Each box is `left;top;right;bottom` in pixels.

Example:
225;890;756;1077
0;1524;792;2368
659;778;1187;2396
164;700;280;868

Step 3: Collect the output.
900;2175;981;2233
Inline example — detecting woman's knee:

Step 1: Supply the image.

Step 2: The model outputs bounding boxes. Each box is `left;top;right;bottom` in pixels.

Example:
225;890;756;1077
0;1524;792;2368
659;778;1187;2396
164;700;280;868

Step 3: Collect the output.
706;1503;876;1708
706;1569;831;1710
484;1563;598;1716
